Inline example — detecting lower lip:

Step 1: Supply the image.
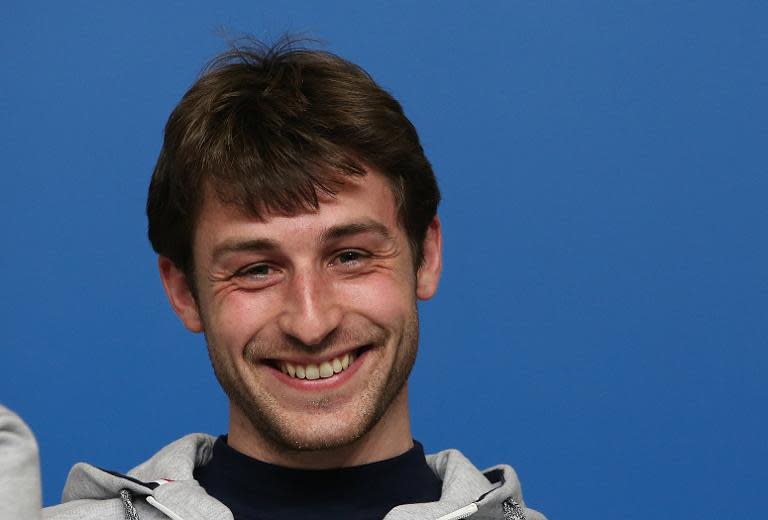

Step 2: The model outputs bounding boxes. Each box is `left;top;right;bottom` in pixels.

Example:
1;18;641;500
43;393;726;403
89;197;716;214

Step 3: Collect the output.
267;348;371;391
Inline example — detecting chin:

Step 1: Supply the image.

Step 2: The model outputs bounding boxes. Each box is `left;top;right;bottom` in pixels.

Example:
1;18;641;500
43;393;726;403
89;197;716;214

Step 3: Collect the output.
254;406;379;453
278;426;366;452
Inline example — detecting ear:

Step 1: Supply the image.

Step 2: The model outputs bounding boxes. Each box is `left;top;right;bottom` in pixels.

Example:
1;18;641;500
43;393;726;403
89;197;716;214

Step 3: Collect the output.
158;256;203;333
416;216;443;300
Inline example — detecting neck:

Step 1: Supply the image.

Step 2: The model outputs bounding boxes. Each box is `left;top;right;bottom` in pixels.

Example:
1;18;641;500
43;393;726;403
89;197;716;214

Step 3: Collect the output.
227;386;413;469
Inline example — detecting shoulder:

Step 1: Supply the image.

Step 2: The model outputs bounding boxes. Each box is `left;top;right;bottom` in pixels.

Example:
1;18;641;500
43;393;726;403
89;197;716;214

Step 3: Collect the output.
43;498;133;520
44;433;223;520
424;447;547;520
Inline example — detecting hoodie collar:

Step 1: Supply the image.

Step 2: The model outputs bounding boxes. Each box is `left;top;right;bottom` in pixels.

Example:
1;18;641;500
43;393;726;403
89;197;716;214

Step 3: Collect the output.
61;434;525;520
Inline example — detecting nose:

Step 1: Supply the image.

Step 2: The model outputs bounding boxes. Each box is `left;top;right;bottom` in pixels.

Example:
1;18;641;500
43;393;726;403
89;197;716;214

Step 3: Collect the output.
277;268;342;348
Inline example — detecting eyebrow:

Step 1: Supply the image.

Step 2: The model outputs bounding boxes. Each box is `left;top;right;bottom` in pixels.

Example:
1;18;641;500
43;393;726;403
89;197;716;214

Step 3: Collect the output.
211;219;394;264
320;219;394;244
211;238;280;264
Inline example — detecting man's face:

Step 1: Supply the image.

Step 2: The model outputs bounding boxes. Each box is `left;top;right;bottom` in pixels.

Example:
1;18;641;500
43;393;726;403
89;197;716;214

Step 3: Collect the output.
162;170;441;454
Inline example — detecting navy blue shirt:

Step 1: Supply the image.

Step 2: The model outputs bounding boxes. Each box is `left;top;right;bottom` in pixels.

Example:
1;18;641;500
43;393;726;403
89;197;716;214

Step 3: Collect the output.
194;436;443;520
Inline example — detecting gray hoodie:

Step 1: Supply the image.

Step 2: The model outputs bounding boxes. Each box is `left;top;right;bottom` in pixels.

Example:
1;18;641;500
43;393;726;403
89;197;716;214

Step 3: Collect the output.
0;405;42;520
42;434;546;520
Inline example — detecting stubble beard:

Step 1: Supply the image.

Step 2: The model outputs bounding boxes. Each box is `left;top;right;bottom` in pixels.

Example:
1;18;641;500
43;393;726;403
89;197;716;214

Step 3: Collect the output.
204;310;419;454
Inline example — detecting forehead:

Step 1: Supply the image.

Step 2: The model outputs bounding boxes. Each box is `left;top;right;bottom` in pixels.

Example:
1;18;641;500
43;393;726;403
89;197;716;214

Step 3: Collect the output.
193;171;402;250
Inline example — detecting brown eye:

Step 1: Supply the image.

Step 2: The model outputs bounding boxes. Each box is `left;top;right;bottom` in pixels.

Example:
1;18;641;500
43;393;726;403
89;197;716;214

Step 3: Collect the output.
331;250;370;270
239;264;272;278
338;251;363;264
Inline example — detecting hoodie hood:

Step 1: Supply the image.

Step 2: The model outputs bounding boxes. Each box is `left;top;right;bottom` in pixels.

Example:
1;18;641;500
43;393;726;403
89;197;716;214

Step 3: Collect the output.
49;434;545;520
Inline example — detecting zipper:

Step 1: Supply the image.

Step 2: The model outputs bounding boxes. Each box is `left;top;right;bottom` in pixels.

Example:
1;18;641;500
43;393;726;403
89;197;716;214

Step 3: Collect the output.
434;502;479;520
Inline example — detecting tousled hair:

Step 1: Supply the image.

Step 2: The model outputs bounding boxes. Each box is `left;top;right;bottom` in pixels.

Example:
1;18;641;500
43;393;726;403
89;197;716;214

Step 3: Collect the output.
147;37;440;279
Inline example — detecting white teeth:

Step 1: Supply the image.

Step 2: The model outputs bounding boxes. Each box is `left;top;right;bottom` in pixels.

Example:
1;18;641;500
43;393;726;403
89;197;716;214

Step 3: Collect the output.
280;352;358;380
305;364;320;380
319;361;334;378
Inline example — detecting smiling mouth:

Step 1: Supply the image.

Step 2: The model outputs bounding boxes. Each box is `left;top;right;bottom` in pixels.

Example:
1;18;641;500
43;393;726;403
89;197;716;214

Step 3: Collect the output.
266;345;372;381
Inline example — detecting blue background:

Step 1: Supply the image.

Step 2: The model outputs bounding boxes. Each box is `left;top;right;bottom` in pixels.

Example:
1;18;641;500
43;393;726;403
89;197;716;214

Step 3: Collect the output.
2;2;766;518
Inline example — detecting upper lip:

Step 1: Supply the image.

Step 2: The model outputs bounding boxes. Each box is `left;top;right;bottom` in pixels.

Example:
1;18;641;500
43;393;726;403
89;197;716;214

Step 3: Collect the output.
264;344;369;365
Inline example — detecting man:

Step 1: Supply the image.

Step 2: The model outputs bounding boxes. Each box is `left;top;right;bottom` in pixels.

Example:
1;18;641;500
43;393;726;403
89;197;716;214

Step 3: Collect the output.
43;39;545;520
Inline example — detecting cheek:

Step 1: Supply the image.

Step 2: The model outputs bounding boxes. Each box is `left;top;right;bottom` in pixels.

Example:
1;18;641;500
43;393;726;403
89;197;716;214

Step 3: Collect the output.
341;274;415;324
205;290;282;351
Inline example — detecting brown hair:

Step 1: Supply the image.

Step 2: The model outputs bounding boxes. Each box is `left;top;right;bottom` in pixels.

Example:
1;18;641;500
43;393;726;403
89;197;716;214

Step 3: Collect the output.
147;37;440;278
